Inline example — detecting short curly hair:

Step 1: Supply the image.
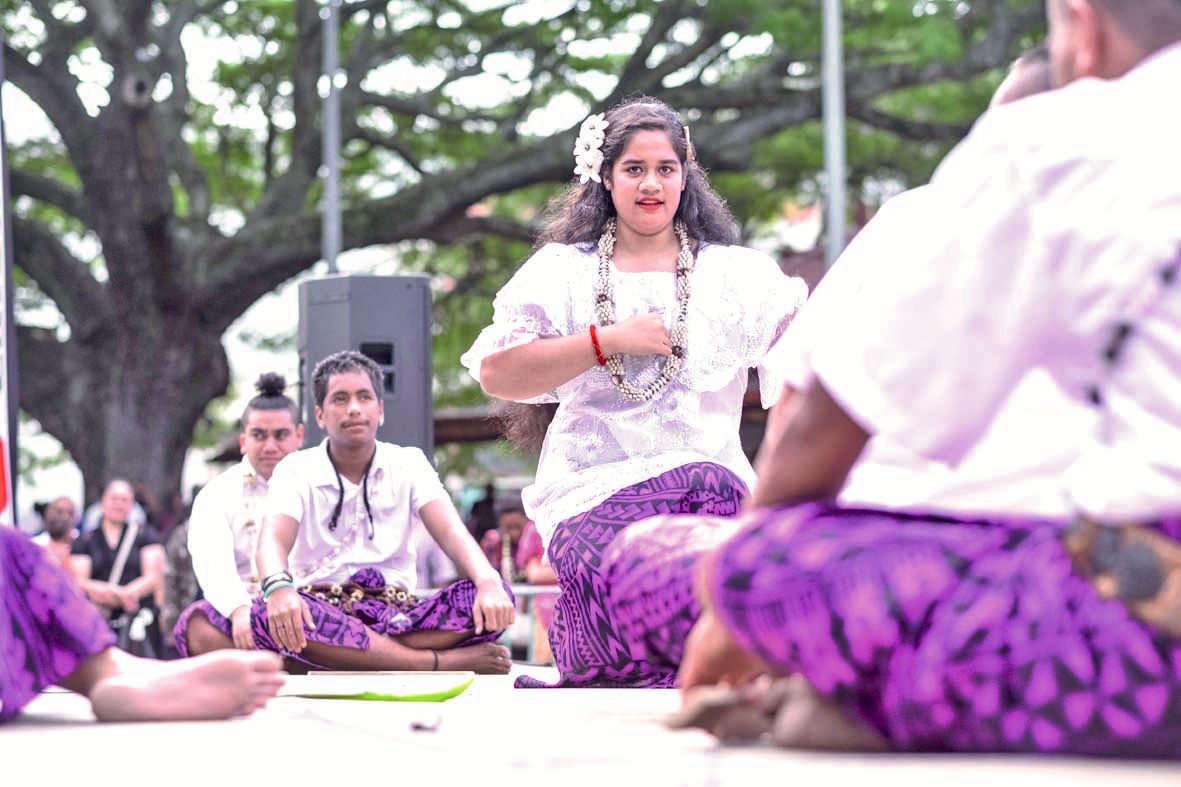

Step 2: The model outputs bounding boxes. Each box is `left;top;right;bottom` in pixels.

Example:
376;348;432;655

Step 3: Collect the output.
311;350;383;407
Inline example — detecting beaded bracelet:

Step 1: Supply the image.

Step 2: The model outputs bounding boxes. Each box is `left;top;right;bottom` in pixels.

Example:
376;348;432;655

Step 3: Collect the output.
262;580;295;600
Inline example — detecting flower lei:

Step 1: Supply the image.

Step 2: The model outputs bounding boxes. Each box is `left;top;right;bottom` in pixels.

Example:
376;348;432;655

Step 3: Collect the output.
594;218;694;402
573;113;608;184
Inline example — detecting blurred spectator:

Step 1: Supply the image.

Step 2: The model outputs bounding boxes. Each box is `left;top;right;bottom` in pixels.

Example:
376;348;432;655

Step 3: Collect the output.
160;514;199;659
480;498;531;582
155;490;188;541
519;520;557;665
481;497;557;665
466;482;497;541
70;479;165;656
32;496;78;568
80;493;146;534
134;482;160;530
413;514;459;590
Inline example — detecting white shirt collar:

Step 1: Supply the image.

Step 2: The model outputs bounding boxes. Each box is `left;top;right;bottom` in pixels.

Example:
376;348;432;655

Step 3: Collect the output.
308;438;387;488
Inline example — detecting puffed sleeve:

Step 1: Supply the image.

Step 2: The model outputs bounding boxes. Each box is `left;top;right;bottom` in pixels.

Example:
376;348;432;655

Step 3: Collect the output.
737;251;810;408
460;243;576;404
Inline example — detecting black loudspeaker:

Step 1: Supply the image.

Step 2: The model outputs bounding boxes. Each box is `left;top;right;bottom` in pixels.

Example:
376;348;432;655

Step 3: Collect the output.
297;274;433;454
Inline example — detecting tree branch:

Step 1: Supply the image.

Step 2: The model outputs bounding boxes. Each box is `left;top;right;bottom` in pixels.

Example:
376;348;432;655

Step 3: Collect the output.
79;0;142;64
28;0;95;61
9;170;92;225
349;127;425;174
152;0;213;222
15;326;78;448
357;90;501;124
12;217;113;339
608;12;728;105
248;0;322;220
2;44;92;156
613;2;684;93
848;106;972;142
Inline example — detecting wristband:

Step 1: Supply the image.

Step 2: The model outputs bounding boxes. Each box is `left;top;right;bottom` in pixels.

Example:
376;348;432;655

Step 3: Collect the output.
261;570;293;593
589;324;607;366
263;580;295;600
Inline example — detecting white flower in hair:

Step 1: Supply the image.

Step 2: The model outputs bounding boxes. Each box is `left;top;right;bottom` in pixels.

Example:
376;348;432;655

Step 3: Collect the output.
572;112;609;184
580;113;609;142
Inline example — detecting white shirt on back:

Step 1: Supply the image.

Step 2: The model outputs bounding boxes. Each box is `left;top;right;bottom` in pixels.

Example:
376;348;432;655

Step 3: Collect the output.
778;188;1095;517
809;44;1181;521
266;440;450;588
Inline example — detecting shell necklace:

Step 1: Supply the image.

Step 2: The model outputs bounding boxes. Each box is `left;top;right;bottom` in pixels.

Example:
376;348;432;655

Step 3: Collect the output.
594;218;694;402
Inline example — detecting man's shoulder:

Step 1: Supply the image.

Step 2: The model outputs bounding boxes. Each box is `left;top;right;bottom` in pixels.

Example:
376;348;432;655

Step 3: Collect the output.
197;461;249;497
374;441;432;470
271;444;330;481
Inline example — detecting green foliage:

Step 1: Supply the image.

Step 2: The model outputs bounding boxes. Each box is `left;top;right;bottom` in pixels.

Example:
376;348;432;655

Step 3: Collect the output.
16;413;68;492
4;0;1046;484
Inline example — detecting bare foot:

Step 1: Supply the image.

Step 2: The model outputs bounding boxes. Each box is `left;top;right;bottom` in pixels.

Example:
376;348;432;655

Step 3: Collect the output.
671;675;888;751
669;682;774;743
768;676;889;752
437;643;512;674
89;651;286;722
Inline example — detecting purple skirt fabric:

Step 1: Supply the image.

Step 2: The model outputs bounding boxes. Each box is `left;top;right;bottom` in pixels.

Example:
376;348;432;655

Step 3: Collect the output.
172;599;232;658
516;462;747;689
604;510;750;675
707;503;1181;756
0;526;115;724
247;568;509;669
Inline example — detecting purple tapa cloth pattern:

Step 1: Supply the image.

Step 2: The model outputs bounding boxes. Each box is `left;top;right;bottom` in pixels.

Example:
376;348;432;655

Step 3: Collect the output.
247;567;509;669
604;510;750;674
172;599;232;658
707;503;1181;756
516;462;746;689
0;526;115;724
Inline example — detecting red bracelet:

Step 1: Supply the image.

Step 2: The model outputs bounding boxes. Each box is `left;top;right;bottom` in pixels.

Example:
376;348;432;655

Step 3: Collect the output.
589;324;607;366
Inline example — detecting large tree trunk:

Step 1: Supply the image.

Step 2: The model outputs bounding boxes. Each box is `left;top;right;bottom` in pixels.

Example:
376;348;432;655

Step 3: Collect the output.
20;317;229;509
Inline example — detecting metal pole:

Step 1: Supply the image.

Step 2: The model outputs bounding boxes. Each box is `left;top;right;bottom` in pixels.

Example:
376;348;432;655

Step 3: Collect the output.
0;40;20;524
321;0;342;273
822;0;847;267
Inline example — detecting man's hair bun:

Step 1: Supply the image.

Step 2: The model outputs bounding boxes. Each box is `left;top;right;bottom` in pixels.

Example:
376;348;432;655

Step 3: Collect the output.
255;372;288;398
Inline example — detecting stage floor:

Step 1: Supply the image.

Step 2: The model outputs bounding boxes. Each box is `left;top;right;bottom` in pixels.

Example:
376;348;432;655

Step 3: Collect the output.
3;664;1178;786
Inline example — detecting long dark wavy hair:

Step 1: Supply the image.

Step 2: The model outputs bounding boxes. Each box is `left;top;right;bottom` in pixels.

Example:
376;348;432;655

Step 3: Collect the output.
499;96;741;453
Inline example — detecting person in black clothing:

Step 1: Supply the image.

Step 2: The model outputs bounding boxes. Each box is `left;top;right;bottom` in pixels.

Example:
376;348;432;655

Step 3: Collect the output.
467;482;498;542
71;479;165;656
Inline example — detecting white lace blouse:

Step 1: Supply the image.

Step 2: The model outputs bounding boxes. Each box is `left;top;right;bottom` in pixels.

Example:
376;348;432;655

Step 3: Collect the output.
461;241;809;546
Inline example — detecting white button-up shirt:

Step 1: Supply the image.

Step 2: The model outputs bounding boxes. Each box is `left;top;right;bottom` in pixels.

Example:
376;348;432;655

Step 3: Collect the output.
809;44;1181;521
188;458;269;617
266;440;450;588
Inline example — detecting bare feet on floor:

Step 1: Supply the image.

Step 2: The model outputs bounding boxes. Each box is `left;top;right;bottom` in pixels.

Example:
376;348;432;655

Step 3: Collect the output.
89;651;286;722
437;642;512;674
670;675;889;752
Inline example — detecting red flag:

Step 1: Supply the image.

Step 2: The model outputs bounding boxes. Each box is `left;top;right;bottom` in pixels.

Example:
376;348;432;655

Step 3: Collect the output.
0;437;8;515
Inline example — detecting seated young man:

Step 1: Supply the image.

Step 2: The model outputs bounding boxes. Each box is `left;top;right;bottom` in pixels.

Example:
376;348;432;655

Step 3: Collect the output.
252;350;514;673
173;372;305;657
